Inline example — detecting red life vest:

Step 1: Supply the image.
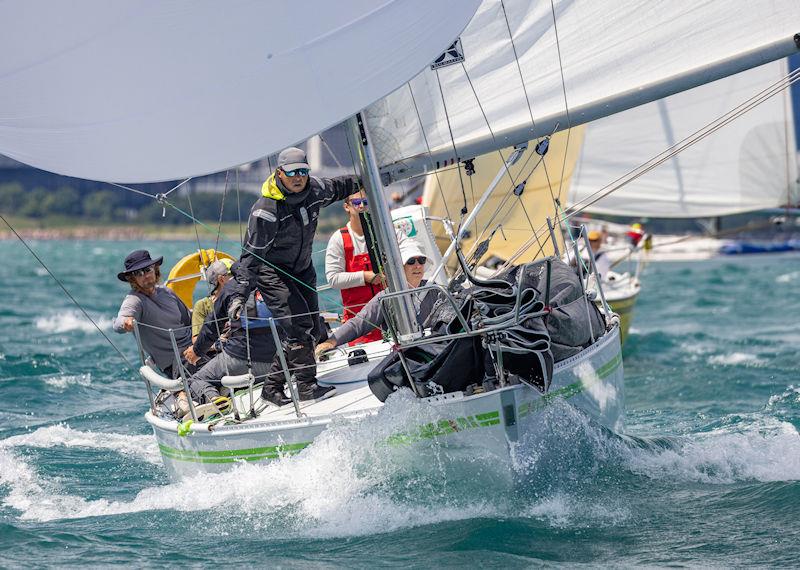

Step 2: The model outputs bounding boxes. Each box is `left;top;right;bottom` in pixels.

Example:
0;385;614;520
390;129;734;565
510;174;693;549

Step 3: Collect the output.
340;227;384;345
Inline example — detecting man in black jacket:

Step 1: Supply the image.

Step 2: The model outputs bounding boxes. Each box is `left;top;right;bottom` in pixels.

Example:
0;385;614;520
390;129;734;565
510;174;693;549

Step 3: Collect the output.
230;147;358;405
184;272;277;407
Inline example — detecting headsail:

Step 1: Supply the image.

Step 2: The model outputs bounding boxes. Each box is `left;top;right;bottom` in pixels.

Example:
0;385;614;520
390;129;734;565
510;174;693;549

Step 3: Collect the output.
367;0;800;183
0;0;480;183
568;60;799;218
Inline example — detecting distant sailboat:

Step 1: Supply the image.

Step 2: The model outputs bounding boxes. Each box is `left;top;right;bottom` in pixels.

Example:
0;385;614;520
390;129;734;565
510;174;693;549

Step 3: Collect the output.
568;58;799;260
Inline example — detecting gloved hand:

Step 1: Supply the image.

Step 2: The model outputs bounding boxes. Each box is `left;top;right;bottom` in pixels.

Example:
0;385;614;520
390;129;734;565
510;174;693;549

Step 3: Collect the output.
228;298;244;322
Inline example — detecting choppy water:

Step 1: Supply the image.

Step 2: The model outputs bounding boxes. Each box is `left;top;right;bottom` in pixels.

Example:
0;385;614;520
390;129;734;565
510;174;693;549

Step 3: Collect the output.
1;240;799;568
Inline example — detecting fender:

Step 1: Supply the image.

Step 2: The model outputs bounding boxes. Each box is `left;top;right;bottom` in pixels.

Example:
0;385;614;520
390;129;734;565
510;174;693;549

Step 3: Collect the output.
165;248;235;308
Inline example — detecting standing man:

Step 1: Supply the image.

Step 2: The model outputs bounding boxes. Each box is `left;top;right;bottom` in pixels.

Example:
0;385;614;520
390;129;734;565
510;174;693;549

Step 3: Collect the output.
230;147;358;405
324;189;387;344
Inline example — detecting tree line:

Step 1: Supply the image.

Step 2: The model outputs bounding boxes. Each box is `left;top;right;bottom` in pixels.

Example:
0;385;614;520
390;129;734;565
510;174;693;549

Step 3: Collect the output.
0;182;253;225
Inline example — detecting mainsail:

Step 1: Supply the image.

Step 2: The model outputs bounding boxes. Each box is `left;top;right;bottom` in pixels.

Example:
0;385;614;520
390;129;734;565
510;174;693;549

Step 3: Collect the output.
0;0;480;183
568;59;799;218
367;0;800;183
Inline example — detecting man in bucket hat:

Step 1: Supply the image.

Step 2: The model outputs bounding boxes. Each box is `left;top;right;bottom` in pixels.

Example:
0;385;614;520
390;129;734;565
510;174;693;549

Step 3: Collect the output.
113;249;194;378
229;146;359;406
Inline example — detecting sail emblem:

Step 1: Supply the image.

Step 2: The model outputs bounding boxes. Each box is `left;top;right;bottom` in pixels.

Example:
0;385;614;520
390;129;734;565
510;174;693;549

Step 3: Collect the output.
431;38;464;70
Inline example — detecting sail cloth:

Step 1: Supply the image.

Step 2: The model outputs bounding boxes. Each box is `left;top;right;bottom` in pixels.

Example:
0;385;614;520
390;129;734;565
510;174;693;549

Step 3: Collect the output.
0;0;480;183
366;0;800;183
568;60;799;218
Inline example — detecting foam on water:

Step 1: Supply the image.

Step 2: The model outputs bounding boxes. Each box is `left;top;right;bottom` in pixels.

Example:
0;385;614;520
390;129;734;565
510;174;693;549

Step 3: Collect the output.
0;425;159;463
708;352;766;367
42;373;92;390
775;270;800;283
0;395;515;531
625;416;800;484
521;492;630;528
34;311;112;334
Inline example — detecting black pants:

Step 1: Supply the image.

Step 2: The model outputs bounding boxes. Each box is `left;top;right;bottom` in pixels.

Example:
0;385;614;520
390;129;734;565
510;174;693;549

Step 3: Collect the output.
256;264;320;390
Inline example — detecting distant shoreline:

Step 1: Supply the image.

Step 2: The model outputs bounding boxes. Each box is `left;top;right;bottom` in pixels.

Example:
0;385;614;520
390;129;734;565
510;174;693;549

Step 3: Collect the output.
0;227;199;241
0;217;345;241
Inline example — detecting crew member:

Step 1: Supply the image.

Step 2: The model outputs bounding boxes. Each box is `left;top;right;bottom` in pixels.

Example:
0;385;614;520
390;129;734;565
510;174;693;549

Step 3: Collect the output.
316;240;435;355
230;146;358;404
324;189;387;344
113;249;193;378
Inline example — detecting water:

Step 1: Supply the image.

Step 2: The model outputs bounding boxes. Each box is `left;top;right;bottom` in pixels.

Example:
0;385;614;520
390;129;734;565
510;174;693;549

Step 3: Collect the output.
1;240;799;568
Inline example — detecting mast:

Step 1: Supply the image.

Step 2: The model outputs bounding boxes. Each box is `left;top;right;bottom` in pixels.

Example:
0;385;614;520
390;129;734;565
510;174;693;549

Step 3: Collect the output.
347;113;419;338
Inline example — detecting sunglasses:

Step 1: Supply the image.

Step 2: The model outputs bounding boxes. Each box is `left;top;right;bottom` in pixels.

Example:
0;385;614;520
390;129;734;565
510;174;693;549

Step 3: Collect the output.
283;168;310;177
405;256;427;266
348;198;368;208
131;265;156;277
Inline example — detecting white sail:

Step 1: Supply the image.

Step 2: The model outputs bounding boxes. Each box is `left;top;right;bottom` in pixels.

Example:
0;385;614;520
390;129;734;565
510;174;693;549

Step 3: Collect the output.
0;0;480;183
367;0;800;183
568;60;798;218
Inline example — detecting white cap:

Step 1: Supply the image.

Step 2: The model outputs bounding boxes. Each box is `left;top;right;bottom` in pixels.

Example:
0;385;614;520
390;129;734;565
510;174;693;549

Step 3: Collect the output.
399;239;427;264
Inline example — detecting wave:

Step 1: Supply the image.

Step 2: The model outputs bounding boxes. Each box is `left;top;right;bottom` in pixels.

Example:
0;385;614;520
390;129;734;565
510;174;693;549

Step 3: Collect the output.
34;311;112;334
625;416;800;484
707;352;766;367
3;396;798;532
0;425;159;463
42;373;92;390
775;270;800;284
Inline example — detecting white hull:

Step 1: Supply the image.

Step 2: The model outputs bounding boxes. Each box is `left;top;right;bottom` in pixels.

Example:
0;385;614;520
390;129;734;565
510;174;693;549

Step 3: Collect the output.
146;327;624;480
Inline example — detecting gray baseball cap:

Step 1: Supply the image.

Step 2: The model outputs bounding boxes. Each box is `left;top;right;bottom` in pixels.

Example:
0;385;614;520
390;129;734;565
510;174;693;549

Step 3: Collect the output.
277;147;310;171
206;259;233;292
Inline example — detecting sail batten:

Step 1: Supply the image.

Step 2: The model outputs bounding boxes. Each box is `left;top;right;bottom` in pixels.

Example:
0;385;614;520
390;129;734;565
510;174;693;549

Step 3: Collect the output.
368;0;800;184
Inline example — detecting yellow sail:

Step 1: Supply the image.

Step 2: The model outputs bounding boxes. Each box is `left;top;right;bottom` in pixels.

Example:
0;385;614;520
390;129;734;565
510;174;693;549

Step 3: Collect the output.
422;128;585;270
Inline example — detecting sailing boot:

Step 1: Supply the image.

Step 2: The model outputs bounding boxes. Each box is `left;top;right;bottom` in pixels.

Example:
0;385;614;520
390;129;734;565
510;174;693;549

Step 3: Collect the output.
298;382;336;402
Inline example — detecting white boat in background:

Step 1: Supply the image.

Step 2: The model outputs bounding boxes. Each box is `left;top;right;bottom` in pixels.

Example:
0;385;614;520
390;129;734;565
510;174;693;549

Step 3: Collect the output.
567;57;799;262
0;1;798;478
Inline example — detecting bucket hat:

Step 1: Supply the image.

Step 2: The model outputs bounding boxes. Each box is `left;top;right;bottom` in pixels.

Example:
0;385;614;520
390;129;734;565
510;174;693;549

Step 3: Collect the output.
117;249;163;281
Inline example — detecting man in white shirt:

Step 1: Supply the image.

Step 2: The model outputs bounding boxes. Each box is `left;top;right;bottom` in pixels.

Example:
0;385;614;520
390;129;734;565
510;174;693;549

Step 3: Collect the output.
324;190;388;344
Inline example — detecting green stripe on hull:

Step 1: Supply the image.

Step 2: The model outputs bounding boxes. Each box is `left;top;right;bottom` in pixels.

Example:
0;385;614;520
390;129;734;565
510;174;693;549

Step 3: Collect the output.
159;441;309;464
518;352;622;418
161;352;621;465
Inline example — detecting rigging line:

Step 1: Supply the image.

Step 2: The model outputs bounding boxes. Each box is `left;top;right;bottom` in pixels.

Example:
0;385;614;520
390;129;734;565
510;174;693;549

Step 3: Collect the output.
568;69;800;214
460;147;545;261
0;213;135;369
342;120;361;179
158;198;380;326
457;61;512;240
500;0;537;134
549;0;573;217
163;178;193;197
566;73;800;217
214;170;230;254
406;82;454;222
236;169;243;245
318;133;345;170
184;185;204;254
108;182;157;199
495;85;793;274
433;69;469;229
458;62;517;190
565;73;800;218
459;120;562;262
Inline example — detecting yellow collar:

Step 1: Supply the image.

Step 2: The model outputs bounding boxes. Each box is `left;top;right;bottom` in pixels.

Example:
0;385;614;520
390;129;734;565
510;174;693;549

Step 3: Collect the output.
261;173;285;200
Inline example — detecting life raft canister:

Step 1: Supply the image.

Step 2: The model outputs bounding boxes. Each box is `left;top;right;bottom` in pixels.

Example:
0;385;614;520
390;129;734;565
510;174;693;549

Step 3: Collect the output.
165;248;236;309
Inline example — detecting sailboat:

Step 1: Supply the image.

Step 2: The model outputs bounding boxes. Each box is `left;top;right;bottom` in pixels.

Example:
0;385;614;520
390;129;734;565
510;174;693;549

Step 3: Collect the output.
568;58;800;262
0;1;797;479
